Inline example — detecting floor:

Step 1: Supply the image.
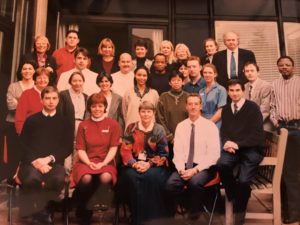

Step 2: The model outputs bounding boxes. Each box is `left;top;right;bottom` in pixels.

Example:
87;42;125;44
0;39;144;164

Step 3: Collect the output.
0;185;274;225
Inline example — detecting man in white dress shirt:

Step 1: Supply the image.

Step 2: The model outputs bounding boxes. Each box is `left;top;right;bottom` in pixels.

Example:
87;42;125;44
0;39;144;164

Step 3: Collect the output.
111;52;134;97
57;47;99;96
165;93;220;220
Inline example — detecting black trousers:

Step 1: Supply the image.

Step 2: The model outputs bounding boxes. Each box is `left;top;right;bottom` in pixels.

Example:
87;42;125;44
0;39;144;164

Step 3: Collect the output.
217;147;263;213
18;163;65;216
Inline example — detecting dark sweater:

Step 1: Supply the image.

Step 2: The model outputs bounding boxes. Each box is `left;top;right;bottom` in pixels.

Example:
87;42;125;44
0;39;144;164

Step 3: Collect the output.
148;71;171;95
221;100;264;149
20;112;73;165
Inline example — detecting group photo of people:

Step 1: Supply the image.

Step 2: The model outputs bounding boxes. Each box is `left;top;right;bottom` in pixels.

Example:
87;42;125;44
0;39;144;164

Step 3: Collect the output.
2;27;300;225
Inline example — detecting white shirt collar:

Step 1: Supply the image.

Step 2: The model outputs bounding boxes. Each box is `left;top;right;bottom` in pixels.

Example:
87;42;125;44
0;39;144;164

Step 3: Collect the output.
231;98;246;112
69;87;83;96
42;109;56;117
138;121;154;132
34;85;42;94
249;78;259;89
91;115;105;122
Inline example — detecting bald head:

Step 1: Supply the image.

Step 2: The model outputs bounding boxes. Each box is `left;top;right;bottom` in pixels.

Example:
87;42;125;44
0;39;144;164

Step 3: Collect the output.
223;31;239;51
119;53;133;74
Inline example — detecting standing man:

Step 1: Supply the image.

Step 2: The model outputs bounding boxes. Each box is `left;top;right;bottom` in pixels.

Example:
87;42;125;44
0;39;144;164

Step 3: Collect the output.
57;47;99;96
111;53;135;97
217;79;264;225
148;53;171;95
212;31;256;88
270;56;300;224
18;86;73;223
183;56;206;93
165;93;220;219
243;62;272;131
53;30;80;81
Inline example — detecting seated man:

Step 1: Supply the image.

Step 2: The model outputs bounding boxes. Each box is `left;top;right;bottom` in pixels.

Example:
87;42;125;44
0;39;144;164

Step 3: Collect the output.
217;79;264;225
18;86;73;224
165;93;220;219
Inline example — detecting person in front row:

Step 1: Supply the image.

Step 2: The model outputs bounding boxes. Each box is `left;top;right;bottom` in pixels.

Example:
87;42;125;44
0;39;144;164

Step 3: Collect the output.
217;79;264;225
119;101;169;225
165;93;220;220
72;93;121;225
18;86;73;224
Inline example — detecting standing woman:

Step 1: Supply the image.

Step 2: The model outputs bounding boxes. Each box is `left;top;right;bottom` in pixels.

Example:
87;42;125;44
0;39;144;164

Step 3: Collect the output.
201;38;219;65
72;93;121;225
15;67;50;135
174;43;191;63
119;101;169;225
96;73;124;133
5;60;37;177
132;39;152;70
175;60;190;85
57;71;88;173
199;64;227;129
160;40;176;65
122;66;159;129
91;38;119;75
17;35;57;85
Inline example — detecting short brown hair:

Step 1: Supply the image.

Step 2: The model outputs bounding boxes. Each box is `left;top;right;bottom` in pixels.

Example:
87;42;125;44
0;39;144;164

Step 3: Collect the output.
188;56;201;65
41;86;59;99
186;93;202;104
138;101;156;112
87;93;108;113
33;67;50;81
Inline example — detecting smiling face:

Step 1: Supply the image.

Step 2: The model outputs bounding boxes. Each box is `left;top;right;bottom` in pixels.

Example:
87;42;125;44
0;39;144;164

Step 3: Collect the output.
70;73;84;93
35;73;49;90
135;68;148;87
75;52;89;70
205;40;218;56
277;58;294;80
160;42;172;56
98;76;112;93
228;83;244;103
176;46;188;60
21;63;35;81
153;55;167;72
178;64;189;79
203;66;216;84
101;42;114;57
139;108;154;125
35;36;49;54
135;46;147;58
90;103;105;118
119;53;133;74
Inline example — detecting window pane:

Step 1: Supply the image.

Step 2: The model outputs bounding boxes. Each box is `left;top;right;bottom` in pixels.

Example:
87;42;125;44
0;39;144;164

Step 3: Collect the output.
284;22;300;75
215;21;280;82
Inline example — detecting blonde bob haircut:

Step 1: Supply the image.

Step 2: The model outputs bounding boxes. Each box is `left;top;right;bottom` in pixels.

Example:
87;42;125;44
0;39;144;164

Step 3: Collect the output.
97;38;115;56
33;35;51;52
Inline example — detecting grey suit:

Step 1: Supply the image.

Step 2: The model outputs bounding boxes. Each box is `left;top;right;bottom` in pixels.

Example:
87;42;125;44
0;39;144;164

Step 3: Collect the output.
244;78;273;131
107;91;125;134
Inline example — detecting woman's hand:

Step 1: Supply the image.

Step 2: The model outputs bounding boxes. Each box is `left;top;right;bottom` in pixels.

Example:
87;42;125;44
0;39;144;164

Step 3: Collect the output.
89;162;105;170
133;161;151;173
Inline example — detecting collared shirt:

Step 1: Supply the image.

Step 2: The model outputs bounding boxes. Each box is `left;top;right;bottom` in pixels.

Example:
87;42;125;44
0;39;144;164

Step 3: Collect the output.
270;75;300;125
226;49;239;79
173;116;220;172
91;115;105;122
183;76;206;93
111;70;135;97
42;109;56;117
57;68;100;96
138;121;155;132
231;98;246;113
69;88;85;120
33;85;42;94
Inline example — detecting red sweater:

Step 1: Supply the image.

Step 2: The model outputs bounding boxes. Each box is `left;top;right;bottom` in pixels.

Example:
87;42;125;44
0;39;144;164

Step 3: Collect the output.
52;47;76;80
15;87;43;134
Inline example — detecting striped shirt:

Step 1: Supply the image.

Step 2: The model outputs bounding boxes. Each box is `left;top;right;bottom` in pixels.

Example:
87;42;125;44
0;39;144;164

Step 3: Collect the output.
270;75;300;126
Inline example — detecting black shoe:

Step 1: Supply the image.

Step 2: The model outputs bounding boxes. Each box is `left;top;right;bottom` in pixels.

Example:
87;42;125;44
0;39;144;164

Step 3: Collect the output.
32;210;54;225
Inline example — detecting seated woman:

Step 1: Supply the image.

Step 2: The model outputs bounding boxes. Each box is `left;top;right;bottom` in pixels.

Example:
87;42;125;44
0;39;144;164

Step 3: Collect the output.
15;67;50;135
119;101;169;225
199;63;227;129
96;73;124;133
72;93;121;225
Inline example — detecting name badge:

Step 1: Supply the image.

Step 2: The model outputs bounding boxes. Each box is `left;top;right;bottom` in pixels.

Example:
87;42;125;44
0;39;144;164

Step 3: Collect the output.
102;129;109;133
138;151;147;161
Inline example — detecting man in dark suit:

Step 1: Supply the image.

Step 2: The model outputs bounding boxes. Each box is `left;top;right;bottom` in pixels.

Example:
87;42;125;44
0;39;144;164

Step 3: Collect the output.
212;31;256;88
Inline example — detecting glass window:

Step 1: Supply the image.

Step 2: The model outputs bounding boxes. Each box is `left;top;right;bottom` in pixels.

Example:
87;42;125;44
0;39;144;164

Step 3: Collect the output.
284;22;300;75
215;21;280;82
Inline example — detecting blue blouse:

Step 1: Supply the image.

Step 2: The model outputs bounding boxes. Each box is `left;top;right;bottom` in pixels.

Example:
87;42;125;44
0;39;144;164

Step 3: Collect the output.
199;82;227;128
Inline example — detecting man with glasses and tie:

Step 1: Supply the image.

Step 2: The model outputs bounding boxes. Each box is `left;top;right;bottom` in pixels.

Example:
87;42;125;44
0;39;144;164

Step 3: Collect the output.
217;79;264;225
212;31;256;88
243;62;272;131
165;93;220;220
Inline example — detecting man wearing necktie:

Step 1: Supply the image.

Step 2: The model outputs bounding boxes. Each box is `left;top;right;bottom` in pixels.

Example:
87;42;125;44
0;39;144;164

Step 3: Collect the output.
212;31;256;88
217;79;264;225
165;93;220;220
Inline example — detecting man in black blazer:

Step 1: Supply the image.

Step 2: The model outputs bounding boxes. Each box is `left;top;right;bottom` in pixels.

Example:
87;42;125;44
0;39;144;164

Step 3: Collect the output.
212;31;256;88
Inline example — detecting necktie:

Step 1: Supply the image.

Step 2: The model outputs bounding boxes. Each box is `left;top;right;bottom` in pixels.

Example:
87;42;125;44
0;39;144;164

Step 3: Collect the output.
187;124;195;169
230;52;237;79
249;85;253;100
233;103;238;115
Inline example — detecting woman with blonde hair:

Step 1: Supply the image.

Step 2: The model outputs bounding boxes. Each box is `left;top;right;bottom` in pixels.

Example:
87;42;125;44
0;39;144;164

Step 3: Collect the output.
91;37;119;75
159;40;176;64
174;43;191;63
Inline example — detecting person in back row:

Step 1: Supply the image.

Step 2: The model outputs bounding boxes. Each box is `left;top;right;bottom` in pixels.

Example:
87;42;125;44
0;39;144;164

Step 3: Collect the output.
57;47;99;96
183;56;205;93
